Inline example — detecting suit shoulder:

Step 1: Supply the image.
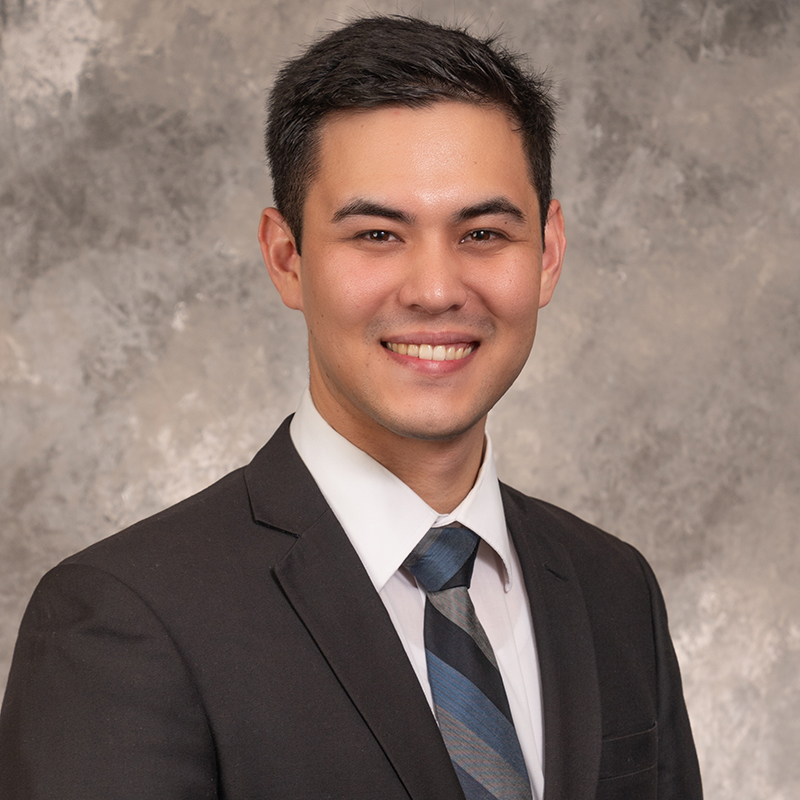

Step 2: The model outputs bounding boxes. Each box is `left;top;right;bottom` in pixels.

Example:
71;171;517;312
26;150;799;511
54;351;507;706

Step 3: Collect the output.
39;420;313;612
66;466;249;563
500;482;653;582
55;460;297;602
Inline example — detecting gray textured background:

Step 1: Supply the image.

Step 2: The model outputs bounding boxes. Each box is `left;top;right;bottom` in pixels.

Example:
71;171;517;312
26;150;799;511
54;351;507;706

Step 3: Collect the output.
1;0;798;797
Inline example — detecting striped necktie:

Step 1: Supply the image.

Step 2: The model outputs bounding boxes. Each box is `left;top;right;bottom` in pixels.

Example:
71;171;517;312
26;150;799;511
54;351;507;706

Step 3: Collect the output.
404;526;532;800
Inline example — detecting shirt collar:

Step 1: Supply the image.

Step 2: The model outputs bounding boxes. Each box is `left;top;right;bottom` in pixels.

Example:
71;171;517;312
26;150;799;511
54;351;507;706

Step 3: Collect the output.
289;387;513;592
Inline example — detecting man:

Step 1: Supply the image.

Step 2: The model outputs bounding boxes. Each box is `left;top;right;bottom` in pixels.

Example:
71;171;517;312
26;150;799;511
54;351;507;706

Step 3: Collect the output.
0;16;702;800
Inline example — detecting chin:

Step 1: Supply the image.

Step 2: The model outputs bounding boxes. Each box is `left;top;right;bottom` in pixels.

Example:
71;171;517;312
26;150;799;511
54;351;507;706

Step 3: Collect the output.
375;406;488;443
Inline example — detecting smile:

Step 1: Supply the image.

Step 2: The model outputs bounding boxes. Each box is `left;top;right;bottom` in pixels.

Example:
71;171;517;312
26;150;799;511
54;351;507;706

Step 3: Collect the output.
383;342;475;361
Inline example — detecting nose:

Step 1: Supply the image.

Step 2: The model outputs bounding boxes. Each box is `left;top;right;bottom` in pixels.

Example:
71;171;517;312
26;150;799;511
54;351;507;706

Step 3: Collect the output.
397;238;468;314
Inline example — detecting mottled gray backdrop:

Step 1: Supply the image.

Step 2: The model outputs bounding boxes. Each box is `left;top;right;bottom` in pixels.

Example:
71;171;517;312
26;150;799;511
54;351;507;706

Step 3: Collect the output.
1;0;798;796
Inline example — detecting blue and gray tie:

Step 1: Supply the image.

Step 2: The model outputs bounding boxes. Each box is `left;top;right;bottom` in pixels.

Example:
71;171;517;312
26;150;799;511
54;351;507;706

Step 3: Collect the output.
404;526;532;800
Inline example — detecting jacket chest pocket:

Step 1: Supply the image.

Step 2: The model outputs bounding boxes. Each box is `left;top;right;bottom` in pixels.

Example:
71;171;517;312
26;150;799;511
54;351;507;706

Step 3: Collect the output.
596;722;658;799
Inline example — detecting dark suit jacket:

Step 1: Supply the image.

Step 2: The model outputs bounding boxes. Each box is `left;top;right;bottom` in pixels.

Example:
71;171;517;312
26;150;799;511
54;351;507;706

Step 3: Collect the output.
0;418;701;799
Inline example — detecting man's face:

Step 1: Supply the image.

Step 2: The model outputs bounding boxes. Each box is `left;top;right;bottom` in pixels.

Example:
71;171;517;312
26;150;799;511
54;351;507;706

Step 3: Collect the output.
261;101;565;453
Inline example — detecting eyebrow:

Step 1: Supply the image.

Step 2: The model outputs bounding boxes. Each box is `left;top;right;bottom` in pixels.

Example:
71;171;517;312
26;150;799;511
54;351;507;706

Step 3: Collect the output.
452;197;526;224
331;200;414;225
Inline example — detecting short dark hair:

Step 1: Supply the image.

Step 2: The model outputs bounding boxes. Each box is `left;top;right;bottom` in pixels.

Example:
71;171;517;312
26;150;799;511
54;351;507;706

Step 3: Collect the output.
266;15;557;251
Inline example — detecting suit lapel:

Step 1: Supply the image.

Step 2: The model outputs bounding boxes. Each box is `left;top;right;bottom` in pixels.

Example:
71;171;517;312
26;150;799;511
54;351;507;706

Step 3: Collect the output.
244;420;463;800
502;485;602;800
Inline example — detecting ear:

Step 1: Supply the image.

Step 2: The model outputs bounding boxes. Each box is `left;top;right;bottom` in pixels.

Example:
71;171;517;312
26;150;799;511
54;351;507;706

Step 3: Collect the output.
538;199;566;309
258;207;304;311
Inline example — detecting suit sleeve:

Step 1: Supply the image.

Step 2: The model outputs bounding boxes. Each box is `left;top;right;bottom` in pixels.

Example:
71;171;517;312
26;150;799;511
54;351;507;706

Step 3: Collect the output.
0;562;218;799
634;552;703;800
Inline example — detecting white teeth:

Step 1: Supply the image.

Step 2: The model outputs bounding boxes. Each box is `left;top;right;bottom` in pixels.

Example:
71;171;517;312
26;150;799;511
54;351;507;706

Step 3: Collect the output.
386;342;474;360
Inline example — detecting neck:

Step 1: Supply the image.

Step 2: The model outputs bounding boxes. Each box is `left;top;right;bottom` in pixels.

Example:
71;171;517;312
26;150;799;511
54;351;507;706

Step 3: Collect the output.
363;425;487;515
312;398;487;514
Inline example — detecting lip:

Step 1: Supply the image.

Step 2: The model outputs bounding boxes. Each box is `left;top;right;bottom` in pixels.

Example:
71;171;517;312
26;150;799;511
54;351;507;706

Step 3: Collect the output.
381;340;478;373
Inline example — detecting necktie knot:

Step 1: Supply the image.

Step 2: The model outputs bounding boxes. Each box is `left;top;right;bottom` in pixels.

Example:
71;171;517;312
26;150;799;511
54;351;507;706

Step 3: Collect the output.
403;526;480;593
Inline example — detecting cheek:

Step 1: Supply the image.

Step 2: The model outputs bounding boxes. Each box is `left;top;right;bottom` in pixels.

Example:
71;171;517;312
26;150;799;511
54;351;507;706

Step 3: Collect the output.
303;254;395;333
477;263;542;330
337;271;390;313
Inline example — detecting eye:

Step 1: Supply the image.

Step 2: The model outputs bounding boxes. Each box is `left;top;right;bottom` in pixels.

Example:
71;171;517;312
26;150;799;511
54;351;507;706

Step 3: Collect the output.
464;229;503;243
361;230;394;242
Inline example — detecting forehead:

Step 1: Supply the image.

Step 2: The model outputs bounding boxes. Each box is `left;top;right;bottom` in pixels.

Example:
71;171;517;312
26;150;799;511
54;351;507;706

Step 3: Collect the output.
307;101;537;214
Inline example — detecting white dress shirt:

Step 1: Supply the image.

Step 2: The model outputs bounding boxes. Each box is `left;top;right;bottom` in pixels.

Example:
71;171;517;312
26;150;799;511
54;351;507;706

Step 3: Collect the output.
290;387;544;798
